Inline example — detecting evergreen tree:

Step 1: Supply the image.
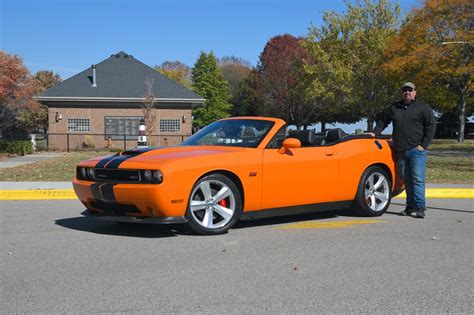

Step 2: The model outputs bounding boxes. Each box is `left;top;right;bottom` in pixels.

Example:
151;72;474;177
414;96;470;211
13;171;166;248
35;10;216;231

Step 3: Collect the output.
191;51;231;128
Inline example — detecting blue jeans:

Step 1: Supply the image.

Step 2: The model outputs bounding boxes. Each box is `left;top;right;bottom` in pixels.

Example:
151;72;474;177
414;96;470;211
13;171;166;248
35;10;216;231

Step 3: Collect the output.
397;147;427;210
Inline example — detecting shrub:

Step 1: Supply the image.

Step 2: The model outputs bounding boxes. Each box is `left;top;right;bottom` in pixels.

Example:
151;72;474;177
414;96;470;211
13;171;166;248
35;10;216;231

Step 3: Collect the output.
0;140;34;155
82;135;96;148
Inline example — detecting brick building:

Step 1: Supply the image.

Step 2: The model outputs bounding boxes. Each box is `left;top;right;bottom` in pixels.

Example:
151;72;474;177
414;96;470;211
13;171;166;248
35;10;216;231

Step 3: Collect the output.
36;51;204;151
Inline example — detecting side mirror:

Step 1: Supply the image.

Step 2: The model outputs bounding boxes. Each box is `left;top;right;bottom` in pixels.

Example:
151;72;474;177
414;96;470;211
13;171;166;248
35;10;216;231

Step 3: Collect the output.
278;138;301;154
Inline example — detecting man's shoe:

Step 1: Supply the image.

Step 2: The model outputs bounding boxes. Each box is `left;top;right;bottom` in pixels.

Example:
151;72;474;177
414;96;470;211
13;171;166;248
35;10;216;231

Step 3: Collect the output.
415;208;426;218
399;208;414;216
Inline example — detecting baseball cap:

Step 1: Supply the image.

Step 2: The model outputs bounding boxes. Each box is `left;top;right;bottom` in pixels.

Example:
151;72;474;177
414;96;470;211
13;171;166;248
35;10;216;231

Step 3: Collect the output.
401;82;416;90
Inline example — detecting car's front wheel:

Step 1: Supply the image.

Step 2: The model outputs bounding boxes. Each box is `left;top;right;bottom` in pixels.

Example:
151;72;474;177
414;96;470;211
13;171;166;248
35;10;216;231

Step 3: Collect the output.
185;174;242;235
353;166;391;216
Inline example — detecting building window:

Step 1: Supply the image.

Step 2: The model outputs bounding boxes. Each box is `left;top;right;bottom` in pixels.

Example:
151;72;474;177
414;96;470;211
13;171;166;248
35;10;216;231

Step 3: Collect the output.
160;119;180;133
67;118;90;133
104;116;142;140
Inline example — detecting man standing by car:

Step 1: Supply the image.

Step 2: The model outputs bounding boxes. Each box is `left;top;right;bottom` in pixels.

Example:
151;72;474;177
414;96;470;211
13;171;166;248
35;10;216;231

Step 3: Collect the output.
370;82;436;218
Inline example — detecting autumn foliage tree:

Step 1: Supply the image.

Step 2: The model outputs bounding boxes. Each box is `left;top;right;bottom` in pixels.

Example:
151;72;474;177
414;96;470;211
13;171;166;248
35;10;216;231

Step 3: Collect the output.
0;51;45;137
254;34;314;128
218;56;252;114
382;0;473;142
155;60;192;88
34;70;61;132
191;51;231;128
303;0;401;131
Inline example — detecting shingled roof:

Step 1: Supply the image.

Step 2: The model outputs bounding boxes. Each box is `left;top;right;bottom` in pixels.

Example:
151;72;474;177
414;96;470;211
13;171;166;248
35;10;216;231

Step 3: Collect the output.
37;51;204;104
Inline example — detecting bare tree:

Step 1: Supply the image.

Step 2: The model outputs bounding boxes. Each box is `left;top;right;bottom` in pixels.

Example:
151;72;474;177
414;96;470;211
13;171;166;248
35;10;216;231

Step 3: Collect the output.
142;77;157;137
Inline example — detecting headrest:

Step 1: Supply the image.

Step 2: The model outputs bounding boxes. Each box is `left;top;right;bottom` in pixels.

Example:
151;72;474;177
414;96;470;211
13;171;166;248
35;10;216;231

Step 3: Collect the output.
288;130;315;145
326;128;346;143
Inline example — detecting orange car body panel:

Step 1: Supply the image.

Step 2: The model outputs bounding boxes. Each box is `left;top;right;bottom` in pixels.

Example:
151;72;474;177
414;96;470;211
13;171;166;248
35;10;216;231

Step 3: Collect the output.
72;117;402;219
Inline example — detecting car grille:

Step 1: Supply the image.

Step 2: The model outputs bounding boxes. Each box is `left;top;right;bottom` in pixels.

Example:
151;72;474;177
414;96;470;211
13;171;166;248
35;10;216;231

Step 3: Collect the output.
90;200;142;214
93;169;140;183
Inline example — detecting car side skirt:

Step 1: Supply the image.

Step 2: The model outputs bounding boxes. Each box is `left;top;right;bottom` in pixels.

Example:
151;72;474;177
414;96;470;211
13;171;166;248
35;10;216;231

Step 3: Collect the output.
240;200;353;221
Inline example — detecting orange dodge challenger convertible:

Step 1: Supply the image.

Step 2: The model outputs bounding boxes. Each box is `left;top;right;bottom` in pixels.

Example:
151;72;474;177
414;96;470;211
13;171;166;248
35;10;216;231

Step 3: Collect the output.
73;117;404;235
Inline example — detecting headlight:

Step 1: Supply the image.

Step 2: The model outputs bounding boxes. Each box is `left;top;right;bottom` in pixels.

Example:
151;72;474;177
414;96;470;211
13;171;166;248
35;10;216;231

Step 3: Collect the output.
77;167;95;181
79;167;87;179
152;170;163;184
86;168;95;179
143;170;152;182
140;170;163;184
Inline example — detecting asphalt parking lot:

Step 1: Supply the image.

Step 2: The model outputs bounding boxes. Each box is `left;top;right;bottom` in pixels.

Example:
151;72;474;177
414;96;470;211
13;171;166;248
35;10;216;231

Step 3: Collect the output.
1;198;473;313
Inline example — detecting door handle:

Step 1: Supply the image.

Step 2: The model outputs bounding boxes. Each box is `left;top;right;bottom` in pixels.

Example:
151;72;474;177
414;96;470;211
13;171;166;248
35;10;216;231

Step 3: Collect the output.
324;150;335;156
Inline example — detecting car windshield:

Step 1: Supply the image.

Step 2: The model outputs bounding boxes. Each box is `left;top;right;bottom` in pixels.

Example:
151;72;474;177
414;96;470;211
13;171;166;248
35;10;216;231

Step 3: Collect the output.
181;119;275;148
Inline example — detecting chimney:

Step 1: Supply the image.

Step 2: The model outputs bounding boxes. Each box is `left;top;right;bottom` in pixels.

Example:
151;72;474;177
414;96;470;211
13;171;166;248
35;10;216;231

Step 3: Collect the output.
91;65;97;87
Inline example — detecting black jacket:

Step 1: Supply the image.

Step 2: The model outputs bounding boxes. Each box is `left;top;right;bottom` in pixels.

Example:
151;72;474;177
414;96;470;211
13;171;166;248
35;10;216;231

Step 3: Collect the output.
374;99;436;151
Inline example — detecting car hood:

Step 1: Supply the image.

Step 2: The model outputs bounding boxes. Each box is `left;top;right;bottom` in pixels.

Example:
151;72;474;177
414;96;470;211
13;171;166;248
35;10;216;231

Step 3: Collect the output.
89;145;247;168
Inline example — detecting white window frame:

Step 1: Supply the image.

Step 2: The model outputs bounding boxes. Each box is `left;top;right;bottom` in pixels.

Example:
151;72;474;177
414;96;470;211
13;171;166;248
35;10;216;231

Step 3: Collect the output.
67;118;90;133
160;119;181;133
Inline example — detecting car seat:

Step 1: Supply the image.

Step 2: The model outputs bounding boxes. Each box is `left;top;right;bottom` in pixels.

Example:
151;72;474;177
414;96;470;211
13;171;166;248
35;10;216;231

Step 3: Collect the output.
325;128;346;144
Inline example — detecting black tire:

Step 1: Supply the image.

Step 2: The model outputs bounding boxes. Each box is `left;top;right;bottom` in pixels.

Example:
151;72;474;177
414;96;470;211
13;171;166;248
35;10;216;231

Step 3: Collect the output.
353;166;392;216
185;174;242;235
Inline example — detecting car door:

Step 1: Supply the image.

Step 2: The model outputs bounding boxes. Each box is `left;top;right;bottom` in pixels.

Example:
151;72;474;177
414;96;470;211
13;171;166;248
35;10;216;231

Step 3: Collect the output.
261;137;340;210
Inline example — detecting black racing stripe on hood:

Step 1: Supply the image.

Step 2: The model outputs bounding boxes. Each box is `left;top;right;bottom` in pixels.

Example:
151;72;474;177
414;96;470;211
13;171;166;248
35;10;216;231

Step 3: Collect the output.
95;154;120;169
105;147;156;169
94;147;156;169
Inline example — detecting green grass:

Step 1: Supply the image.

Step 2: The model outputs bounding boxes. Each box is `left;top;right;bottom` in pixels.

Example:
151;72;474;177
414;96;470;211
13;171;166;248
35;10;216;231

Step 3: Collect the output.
429;139;474;153
427;155;473;184
0;151;114;182
0;141;473;184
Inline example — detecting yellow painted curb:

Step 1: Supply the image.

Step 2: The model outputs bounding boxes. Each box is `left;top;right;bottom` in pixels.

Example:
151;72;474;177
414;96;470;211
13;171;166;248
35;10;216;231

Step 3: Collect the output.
0;189;77;200
278;219;384;230
0;188;472;201
394;188;473;199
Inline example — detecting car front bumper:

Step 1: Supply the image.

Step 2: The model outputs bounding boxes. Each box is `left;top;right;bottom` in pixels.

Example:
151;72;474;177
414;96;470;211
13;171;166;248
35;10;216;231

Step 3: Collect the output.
81;209;187;224
72;178;189;219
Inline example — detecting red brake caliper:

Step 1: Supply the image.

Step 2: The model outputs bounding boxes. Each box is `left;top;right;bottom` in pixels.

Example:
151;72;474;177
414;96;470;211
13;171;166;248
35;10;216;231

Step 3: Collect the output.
218;199;227;207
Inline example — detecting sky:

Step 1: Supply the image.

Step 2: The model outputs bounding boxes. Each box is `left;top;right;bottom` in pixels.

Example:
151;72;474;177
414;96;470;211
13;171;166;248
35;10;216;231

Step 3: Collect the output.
1;0;422;132
1;0;421;79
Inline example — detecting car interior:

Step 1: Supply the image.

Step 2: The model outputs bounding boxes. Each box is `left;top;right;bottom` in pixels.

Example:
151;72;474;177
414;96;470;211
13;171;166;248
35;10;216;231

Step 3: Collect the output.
282;128;375;147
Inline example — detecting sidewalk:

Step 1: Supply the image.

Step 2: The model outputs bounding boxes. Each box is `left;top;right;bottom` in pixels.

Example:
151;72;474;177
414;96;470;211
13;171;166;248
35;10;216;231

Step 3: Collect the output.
0;153;65;168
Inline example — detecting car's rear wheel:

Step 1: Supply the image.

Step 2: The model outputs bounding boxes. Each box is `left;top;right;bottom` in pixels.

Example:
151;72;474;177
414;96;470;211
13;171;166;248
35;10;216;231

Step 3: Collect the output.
185;174;242;235
353;166;391;216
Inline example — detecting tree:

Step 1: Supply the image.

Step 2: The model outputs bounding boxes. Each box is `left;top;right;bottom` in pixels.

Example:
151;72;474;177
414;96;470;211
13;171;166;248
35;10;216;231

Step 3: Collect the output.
231;70;261;117
0;51;43;137
34;70;62;132
191;51;231;128
382;0;473;142
255;34;314;128
219;56;252;109
303;0;401;132
142;77;157;137
34;70;61;91
155;61;192;88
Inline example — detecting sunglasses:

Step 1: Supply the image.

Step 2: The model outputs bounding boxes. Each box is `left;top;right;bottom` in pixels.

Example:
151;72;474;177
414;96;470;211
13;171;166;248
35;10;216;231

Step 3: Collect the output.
402;88;414;92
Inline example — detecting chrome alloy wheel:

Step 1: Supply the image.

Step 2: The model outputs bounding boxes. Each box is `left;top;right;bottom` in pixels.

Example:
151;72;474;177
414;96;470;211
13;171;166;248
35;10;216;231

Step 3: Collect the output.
189;179;236;229
364;172;390;212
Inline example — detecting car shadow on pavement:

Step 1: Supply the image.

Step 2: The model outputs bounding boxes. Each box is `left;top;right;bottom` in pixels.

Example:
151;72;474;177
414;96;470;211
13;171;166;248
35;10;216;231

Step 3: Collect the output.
234;210;340;229
55;217;190;238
